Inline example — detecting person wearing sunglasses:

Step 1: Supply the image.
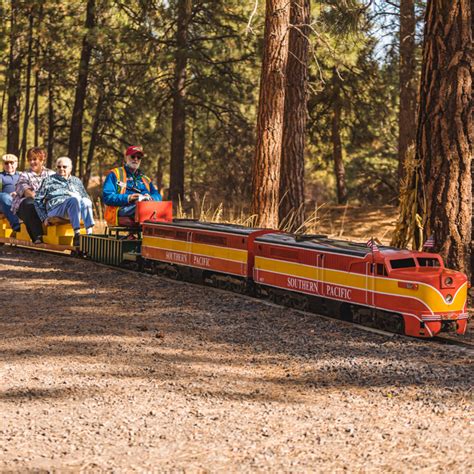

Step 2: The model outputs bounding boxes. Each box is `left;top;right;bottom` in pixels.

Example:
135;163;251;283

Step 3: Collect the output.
34;157;95;246
103;145;161;226
0;153;21;234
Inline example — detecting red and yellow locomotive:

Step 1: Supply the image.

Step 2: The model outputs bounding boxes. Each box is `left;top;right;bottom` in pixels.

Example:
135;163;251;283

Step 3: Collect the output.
140;217;468;338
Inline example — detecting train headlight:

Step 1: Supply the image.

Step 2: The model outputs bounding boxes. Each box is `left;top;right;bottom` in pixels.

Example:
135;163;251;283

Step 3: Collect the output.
444;277;453;286
445;294;453;303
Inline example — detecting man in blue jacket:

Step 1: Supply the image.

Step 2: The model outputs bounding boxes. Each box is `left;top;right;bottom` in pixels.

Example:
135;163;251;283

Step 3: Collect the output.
102;145;161;226
0;154;21;232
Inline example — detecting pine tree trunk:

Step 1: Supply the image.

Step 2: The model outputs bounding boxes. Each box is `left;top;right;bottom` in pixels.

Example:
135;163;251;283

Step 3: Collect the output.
68;0;95;174
20;11;34;168
0;2;6;137
332;76;348;205
416;0;472;275
47;71;54;169
398;0;417;188
34;70;39;146
156;156;164;196
169;0;192;205
252;0;291;229
83;93;103;187
279;0;309;231
6;0;21;156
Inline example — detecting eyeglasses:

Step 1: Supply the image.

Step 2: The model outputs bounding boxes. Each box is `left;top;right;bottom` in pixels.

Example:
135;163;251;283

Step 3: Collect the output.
129;154;143;160
4;162;16;165
57;165;69;169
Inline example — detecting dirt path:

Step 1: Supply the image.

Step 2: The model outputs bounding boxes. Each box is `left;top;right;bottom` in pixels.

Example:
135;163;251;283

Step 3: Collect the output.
0;247;472;472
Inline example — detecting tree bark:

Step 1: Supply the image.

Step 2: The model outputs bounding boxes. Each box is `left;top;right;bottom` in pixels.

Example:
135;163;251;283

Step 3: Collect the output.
169;0;192;205
47;70;54;169
278;0;309;231
416;0;472;275
252;0;291;229
20;10;34;168
83;92;104;187
332;74;348;205
68;0;95;173
6;0;21;156
0;1;7;137
34;70;39;147
398;0;417;188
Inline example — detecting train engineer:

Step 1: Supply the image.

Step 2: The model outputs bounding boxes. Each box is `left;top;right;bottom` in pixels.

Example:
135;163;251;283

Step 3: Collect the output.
11;147;54;243
102;145;161;226
0;153;21;233
34;157;95;246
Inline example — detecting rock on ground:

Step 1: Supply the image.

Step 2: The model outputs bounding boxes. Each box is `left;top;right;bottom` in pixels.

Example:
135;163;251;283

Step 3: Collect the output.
0;247;472;472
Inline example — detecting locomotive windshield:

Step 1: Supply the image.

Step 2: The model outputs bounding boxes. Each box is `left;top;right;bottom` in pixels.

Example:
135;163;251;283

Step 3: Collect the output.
390;258;416;269
417;257;441;267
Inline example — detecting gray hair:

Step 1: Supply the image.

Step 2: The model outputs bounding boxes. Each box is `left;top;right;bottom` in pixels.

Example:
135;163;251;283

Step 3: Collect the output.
56;156;72;167
2;153;18;163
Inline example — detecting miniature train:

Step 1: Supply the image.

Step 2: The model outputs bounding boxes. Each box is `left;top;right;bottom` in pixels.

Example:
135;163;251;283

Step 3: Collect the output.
0;201;469;338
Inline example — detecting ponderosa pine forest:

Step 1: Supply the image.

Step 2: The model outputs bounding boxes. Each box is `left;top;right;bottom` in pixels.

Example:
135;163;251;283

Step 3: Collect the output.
0;0;472;276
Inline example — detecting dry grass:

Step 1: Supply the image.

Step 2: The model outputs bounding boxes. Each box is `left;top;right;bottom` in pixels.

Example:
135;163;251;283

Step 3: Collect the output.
92;195;399;245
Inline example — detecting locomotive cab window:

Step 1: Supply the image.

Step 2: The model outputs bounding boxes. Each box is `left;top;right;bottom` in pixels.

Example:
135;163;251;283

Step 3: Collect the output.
376;263;388;276
390;258;416;269
417;257;441;267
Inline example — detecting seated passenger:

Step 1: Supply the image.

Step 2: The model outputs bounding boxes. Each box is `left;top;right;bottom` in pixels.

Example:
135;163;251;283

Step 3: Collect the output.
102;145;161;226
0;154;21;233
34;157;95;246
11;147;54;243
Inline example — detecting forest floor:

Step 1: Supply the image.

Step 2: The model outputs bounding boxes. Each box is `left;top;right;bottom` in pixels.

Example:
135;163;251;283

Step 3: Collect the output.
312;204;398;244
0;237;472;471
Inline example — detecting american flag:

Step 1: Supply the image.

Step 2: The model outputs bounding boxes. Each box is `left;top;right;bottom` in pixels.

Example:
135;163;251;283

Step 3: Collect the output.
367;237;379;252
423;235;435;249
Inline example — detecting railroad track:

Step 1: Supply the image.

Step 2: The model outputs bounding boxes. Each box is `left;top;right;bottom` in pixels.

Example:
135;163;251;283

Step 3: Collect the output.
2;244;473;350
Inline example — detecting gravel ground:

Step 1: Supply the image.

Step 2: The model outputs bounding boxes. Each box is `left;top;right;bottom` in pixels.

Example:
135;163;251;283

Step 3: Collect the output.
0;246;472;472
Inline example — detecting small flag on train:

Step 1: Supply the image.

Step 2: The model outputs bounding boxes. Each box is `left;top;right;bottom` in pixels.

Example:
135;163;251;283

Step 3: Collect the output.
366;237;379;252
423;234;435;249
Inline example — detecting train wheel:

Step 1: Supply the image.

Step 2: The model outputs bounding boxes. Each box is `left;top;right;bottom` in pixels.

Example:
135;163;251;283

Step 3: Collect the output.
340;303;353;322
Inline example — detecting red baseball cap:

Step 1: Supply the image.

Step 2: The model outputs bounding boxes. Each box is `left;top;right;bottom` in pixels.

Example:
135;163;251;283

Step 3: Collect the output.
125;145;144;157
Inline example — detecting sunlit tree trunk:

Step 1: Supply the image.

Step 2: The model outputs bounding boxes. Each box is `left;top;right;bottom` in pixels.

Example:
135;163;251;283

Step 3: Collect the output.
34;70;39;147
6;0;21;156
47;70;54;169
169;0;192;205
332;71;347;205
416;0;472;275
83;93;104;187
20;10;34;168
279;0;309;231
398;0;417;188
68;0;95;173
252;0;291;229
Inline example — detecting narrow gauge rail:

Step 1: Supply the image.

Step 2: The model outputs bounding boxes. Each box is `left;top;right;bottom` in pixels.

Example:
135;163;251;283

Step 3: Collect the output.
0;203;470;340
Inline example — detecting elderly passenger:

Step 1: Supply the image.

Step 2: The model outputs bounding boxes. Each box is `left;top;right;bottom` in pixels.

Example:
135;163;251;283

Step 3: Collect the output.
103;145;161;226
34;157;95;246
12;147;54;243
0;153;21;233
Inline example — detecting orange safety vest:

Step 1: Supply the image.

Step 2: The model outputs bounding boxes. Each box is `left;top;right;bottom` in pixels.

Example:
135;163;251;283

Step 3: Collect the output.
104;167;152;226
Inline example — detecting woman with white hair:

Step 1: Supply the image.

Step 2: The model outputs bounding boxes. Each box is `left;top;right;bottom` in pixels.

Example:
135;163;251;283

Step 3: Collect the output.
34;157;95;246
